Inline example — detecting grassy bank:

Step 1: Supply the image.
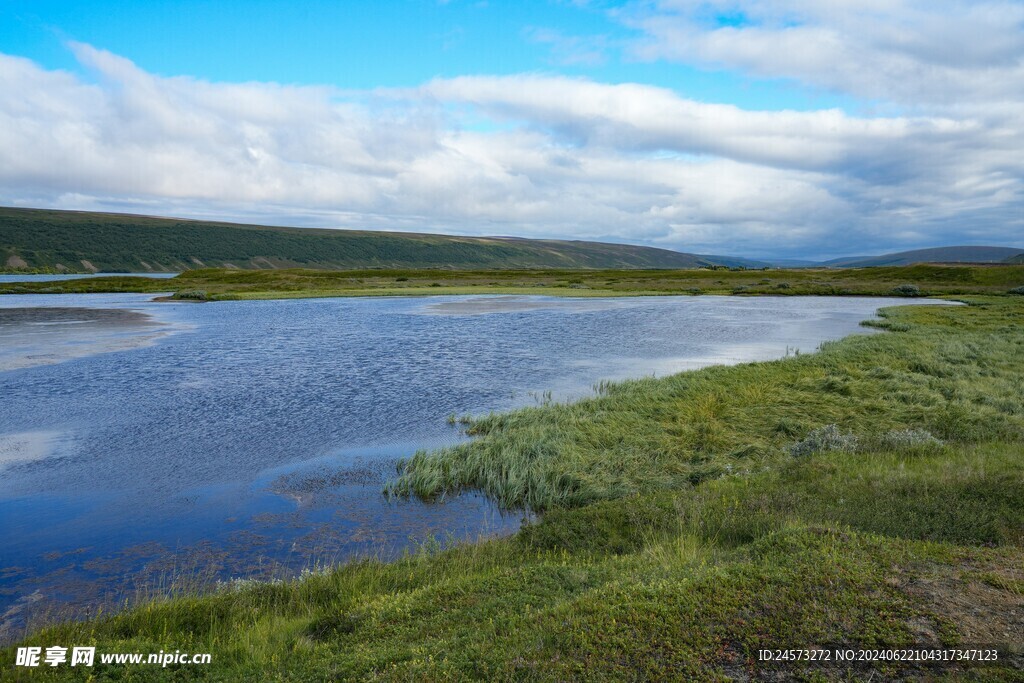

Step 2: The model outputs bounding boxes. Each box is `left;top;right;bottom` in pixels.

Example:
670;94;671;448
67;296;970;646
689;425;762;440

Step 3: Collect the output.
2;263;1023;300
390;298;1024;510
4;298;1024;681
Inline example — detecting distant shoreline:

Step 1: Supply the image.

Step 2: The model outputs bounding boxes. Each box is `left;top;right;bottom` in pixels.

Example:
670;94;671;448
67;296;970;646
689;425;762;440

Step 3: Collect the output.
1;263;1021;302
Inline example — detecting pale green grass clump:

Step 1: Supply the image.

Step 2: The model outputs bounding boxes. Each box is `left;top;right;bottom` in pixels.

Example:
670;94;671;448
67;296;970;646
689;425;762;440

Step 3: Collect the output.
873;427;944;452
786;423;858;457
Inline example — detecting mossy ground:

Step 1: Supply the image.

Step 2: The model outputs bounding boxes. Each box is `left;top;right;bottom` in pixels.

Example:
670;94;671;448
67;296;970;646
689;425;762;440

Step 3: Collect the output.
3;296;1023;681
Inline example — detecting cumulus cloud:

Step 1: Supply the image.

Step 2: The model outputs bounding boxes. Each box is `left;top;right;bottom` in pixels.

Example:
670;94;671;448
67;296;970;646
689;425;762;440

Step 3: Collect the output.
0;39;1021;258
622;0;1024;107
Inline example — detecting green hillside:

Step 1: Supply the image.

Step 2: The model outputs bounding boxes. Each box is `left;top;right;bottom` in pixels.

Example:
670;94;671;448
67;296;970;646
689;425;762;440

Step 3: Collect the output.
0;207;713;272
1006;253;1024;264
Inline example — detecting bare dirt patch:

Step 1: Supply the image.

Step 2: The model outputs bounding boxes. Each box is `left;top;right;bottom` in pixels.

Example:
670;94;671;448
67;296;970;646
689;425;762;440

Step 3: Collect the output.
899;555;1024;663
5;254;28;269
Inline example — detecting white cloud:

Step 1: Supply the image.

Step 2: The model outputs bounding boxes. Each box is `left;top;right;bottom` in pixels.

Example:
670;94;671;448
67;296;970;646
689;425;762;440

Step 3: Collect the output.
622;0;1024;107
0;41;1021;258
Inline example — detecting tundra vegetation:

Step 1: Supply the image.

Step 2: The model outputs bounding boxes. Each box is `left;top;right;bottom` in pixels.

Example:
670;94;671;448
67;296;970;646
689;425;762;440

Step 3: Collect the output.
0;207;721;272
2;263;1023;301
5;292;1024;681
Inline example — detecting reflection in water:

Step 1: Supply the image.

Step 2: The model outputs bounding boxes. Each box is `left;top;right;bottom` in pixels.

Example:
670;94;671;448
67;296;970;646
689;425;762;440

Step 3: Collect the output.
0;307;172;371
0;293;952;638
0;430;63;467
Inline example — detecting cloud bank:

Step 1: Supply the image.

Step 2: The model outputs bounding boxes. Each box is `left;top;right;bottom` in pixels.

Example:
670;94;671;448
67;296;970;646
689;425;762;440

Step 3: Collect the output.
625;0;1024;106
1;26;1022;258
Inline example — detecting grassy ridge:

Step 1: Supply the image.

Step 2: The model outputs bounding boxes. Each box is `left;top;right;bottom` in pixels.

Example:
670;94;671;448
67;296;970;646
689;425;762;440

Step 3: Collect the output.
5;297;1023;680
0;207;715;272
2;263;1023;300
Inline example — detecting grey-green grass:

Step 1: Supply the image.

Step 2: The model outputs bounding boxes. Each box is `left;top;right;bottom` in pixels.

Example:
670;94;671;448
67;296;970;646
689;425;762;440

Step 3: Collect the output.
4;297;1024;681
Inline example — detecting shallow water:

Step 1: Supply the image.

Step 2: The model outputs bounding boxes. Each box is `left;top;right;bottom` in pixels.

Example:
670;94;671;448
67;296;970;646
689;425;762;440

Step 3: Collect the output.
0;273;178;283
0;307;170;372
0;293;951;636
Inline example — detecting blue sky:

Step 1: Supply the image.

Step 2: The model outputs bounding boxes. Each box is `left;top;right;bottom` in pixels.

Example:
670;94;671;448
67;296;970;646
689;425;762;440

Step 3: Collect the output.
1;0;1022;258
1;0;854;110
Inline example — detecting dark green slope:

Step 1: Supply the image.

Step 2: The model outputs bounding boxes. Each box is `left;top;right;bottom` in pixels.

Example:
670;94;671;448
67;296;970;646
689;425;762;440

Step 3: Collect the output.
0;207;713;272
1006;253;1024;264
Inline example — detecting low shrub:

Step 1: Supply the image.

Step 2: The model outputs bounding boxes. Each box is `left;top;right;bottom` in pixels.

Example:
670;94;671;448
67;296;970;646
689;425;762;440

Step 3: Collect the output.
890;284;922;297
788;424;858;457
171;289;208;301
1009;285;1024;295
873;428;944;453
861;318;912;332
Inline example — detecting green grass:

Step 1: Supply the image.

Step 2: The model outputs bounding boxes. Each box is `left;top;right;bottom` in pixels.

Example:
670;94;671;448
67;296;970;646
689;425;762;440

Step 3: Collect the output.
7;446;1022;680
4;297;1024;681
3;263;1023;301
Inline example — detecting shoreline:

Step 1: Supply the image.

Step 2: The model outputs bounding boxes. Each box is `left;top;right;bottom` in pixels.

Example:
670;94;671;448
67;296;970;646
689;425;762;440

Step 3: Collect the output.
1;263;1020;303
3;295;1023;680
384;297;974;511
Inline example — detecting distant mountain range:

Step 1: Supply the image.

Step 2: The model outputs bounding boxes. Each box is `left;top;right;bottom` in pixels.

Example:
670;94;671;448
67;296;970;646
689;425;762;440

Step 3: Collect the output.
1;207;1021;272
821;246;1024;268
